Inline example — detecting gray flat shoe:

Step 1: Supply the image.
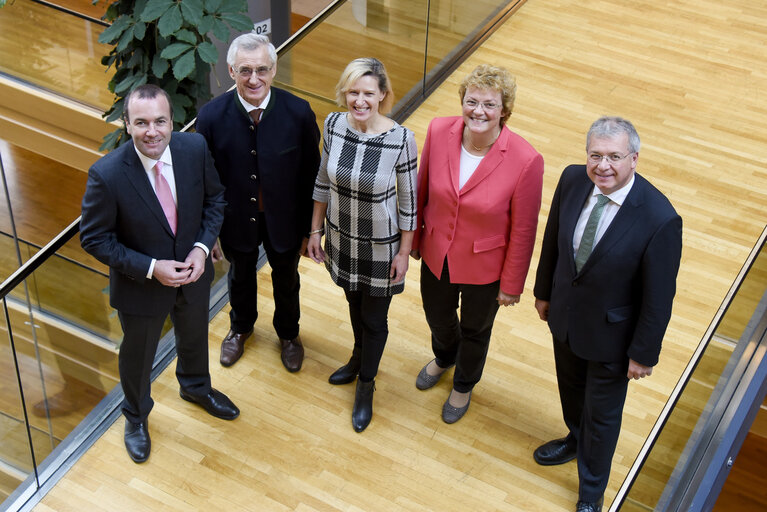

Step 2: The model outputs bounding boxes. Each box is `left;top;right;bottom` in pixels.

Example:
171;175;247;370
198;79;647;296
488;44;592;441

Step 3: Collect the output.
415;359;453;390
442;391;471;424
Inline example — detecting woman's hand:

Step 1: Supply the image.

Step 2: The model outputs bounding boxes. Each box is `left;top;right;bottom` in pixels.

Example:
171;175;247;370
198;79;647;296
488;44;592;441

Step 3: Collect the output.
497;290;520;307
390;252;409;283
306;233;326;263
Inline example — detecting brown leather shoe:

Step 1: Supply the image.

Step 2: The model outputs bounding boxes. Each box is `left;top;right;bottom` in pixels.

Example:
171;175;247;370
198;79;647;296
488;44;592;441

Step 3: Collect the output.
279;336;304;372
220;329;252;367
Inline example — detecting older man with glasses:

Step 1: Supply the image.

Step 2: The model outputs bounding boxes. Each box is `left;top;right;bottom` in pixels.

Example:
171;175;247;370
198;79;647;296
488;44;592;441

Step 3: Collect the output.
532;116;683;512
196;32;320;373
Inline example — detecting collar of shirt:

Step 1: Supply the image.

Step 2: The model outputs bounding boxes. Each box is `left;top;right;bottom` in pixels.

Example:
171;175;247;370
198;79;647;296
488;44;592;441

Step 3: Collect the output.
237;88;271;114
590;173;635;205
135;145;177;203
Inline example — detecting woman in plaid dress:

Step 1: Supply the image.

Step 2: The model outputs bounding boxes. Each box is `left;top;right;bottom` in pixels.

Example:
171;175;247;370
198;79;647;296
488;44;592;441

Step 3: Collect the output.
307;58;417;432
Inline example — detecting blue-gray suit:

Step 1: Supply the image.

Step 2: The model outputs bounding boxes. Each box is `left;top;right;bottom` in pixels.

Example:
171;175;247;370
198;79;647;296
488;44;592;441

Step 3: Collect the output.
534;164;682;500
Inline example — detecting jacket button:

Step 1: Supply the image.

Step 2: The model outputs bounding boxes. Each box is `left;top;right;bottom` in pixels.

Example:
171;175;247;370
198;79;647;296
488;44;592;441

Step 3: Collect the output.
448;223;454;229
250;197;257;203
447;234;452;241
250;174;257;180
249;125;254;131
249;217;256;222
250;150;257;156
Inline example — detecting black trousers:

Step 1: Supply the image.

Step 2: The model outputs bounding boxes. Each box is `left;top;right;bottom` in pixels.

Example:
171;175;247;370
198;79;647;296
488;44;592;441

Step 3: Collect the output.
553;337;630;502
118;288;211;424
343;289;393;382
221;213;301;339
420;260;500;393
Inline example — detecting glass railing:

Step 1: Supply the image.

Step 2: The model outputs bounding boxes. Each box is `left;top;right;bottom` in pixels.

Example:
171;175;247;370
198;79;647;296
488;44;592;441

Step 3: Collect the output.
0;232;120;343
0;218;231;508
0;0;113;110
612;225;767;511
273;0;522;125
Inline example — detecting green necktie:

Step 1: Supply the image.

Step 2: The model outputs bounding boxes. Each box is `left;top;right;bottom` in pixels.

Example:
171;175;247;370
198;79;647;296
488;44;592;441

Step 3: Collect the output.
575;194;610;272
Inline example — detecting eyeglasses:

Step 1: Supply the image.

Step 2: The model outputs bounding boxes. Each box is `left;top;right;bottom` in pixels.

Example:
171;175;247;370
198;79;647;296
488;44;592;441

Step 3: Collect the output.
463;99;501;111
587;152;635;164
235;65;273;78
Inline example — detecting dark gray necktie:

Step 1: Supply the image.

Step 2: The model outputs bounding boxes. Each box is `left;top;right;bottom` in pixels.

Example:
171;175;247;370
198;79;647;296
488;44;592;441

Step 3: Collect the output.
575;194;610;272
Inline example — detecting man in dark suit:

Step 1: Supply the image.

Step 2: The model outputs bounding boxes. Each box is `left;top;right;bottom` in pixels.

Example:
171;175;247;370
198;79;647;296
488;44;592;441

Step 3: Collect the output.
81;84;239;464
196;32;320;372
532;117;682;512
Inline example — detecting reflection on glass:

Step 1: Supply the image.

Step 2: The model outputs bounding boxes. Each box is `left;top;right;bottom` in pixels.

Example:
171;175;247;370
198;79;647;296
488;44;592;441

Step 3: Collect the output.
0;0;113;109
621;236;767;511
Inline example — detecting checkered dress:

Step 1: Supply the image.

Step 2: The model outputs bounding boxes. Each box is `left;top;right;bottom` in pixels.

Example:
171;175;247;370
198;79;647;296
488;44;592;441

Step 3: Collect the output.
312;112;418;296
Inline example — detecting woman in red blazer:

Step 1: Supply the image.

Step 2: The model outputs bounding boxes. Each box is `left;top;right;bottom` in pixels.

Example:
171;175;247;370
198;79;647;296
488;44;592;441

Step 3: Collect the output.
411;65;544;423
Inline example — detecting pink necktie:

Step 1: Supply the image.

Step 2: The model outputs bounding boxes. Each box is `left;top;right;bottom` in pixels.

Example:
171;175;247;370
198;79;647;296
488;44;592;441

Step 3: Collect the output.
153;161;177;235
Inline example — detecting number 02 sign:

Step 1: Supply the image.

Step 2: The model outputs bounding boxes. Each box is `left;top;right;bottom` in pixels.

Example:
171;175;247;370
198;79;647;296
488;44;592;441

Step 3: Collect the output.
253;18;272;36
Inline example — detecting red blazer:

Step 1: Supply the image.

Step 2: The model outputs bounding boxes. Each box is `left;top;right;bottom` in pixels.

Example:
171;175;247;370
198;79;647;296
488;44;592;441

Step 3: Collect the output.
412;116;543;294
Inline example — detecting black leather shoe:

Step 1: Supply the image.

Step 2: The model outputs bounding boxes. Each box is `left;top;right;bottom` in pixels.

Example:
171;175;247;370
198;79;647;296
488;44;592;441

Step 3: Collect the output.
220;329;252;367
280;337;304;372
179;388;240;420
533;433;577;465
124;419;150;463
576;496;603;512
352;379;375;432
329;359;360;385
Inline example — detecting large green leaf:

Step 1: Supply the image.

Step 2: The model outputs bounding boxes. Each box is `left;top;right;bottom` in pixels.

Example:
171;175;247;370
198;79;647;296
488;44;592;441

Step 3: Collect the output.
211;17;229;42
160;42;193;59
196;41;218;64
172;50;196;80
221;12;253;32
114;72;141;95
198;14;214;34
174;29;197;45
220;0;247;14
179;0;204;26
98;14;132;44
116;23;137;52
158;4;183;36
139;0;173;22
151;54;170;77
133;21;147;41
204;0;223;12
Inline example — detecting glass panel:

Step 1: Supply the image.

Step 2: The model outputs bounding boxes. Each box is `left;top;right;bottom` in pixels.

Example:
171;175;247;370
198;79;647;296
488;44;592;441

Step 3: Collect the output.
621;235;767;511
425;0;510;82
0;302;36;502
275;0;428;122
0;0;113;110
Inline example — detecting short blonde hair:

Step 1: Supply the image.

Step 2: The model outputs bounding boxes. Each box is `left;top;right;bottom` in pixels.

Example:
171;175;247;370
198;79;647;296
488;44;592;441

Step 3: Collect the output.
335;58;394;114
458;65;516;125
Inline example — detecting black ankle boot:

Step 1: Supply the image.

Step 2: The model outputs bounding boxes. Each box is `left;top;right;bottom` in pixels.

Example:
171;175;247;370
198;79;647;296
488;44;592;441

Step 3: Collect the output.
328;358;360;385
352;379;375;432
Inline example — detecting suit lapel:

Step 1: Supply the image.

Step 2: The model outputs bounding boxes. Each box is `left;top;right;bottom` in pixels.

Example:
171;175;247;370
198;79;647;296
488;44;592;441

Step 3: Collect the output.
447;119;462;195
459;126;510;195
121;141;176;237
564;169;594;274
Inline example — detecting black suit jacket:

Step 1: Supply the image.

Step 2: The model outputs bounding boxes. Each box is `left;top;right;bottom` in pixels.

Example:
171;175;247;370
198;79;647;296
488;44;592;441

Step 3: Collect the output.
80;132;226;315
195;88;321;253
534;165;682;366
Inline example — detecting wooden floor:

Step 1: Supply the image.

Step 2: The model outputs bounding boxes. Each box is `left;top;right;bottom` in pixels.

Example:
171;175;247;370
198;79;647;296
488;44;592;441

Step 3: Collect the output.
15;0;767;510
